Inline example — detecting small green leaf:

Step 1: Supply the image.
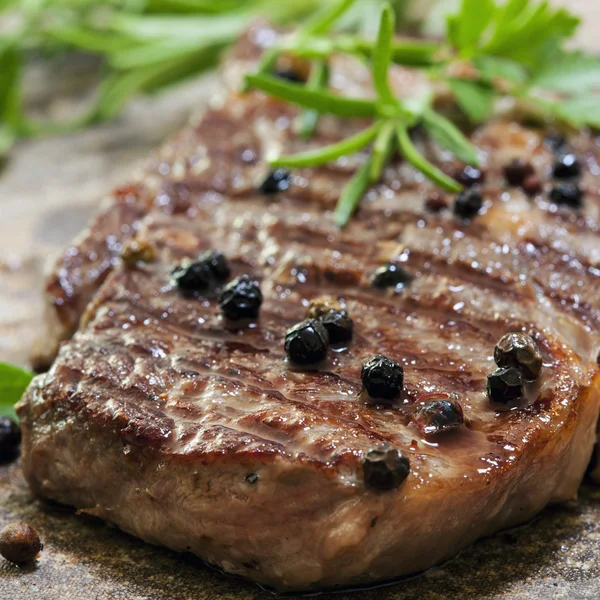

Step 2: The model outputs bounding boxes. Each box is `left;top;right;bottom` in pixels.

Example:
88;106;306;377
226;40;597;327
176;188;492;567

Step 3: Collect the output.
403;88;434;122
390;39;440;67
303;0;356;36
47;26;135;54
501;0;528;23
0;45;21;126
553;95;600;129
0;362;34;419
372;2;395;107
447;78;495;123
396;124;462;192
245;74;377;118
474;55;526;85
0;123;16;158
270;122;381;168
422;109;479;166
333;154;373;227
108;40;206;70
369;119;395;182
446;14;460;49
109;12;249;42
532;51;600;93
451;0;495;53
300;59;329;140
482;2;579;68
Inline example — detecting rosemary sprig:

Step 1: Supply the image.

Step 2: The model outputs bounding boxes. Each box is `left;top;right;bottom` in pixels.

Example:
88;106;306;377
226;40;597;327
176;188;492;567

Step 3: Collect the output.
0;0;329;159
249;1;468;225
245;0;600;226
299;58;328;139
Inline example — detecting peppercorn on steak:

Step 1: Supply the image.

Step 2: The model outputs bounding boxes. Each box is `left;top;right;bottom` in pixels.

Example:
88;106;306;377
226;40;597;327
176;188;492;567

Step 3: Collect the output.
17;22;600;592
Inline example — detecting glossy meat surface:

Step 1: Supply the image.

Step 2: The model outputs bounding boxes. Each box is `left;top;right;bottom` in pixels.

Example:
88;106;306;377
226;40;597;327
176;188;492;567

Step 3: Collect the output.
18;22;600;591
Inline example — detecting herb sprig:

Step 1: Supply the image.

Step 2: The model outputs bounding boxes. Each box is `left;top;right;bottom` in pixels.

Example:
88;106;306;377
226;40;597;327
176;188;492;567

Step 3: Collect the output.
0;0;339;159
246;0;600;226
0;362;34;419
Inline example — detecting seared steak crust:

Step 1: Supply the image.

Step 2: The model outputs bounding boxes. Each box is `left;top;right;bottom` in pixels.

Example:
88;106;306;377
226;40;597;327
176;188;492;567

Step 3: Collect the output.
18;22;600;590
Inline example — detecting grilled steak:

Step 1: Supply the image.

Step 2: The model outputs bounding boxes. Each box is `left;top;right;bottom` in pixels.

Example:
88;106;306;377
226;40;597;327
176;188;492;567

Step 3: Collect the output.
18;22;600;591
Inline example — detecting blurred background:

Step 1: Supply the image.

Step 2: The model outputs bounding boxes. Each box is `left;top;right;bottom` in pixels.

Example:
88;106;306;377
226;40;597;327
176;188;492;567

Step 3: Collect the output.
0;0;596;366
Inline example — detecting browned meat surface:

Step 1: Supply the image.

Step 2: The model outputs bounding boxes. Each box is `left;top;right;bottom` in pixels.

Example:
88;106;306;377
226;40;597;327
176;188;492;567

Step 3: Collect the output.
17;22;600;591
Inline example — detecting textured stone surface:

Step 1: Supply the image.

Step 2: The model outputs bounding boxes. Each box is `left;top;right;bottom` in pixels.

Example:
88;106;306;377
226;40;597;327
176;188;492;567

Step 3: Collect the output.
1;1;600;597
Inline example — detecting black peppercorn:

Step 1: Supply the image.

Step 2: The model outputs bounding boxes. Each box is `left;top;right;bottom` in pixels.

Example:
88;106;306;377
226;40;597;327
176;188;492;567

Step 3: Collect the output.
454;188;483;219
0;522;43;564
284;319;329;365
549;182;583;208
487;367;525;405
361;355;404;402
414;398;464;437
258;169;291;195
218;275;263;320
494;332;542;381
245;473;259;484
552;153;581;179
0;417;20;462
456;165;485;187
363;446;410;491
371;263;412;290
172;260;213;294
197;250;230;281
503;158;535;187
320;310;353;344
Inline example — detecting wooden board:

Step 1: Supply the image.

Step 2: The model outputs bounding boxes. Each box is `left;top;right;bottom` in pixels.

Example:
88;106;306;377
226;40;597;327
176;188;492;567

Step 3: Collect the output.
2;3;600;597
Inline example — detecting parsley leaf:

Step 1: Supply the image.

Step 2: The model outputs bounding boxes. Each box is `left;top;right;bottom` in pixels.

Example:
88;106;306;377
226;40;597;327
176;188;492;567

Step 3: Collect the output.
450;0;495;55
532;51;600;93
447;78;495;123
474;55;526;85
0;362;34;419
554;95;600;129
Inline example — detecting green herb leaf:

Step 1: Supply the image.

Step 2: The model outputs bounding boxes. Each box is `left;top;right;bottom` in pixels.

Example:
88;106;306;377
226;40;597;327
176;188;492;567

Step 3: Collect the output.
553;95;600;129
245;74;377;118
302;0;356;36
396;123;462;192
531;51;600;93
300;59;329;140
47;26;135;54
474;55;526;85
0;362;34;419
270;122;381;168
372;3;395;107
0;45;21;127
369;119;395;182
422;109;479;166
333;154;373;227
390;39;440;67
481;2;579;68
451;0;495;53
447;78;495;123
0;123;16;158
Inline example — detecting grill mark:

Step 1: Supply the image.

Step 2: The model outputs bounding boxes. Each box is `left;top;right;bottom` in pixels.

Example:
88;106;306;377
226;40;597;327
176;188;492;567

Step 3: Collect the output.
58;329;394;462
